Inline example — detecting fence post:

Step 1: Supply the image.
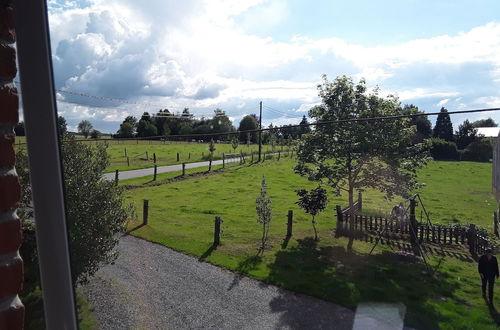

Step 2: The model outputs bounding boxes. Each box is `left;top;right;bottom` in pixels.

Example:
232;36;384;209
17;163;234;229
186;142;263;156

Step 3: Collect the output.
143;200;149;225
153;165;157;181
251;152;254;163
177;152;180;162
495;211;499;238
467;224;477;254
358;191;362;212
182;163;186;176
278;151;281;160
214;216;222;246
124;148;127;157
115;169;119;185
209;159;212;172
153;153;156;164
146;151;149;160
127;156;130;167
287;210;293;237
222;153;225;168
188;152;191;160
336;205;343;236
409;199;420;255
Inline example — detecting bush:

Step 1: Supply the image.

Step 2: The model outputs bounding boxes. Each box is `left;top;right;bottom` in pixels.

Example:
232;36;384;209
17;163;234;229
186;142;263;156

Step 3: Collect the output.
461;139;492;162
429;138;459;160
17;135;135;285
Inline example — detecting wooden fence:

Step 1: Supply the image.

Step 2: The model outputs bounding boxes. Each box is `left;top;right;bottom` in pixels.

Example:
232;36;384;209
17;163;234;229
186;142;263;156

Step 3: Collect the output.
340;191;363;215
336;207;492;255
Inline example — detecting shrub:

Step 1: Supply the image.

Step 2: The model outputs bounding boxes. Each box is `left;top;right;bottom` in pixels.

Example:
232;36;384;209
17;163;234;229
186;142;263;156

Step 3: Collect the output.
429;138;459;160
17;135;135;285
461;139;492;162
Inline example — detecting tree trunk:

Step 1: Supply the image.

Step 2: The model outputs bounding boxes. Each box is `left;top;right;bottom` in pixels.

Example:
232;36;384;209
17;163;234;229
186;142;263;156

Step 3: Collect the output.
261;223;266;250
312;216;318;241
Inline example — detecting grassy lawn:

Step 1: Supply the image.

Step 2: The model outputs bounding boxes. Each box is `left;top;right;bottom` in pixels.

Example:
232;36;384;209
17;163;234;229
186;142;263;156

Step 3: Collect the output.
15;136;288;173
123;159;498;329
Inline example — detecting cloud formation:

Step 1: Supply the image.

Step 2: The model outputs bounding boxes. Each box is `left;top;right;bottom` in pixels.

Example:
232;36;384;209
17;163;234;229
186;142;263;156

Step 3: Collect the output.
45;0;500;132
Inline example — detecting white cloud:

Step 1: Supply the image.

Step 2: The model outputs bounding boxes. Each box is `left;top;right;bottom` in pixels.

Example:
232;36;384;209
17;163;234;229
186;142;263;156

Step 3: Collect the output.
45;0;500;132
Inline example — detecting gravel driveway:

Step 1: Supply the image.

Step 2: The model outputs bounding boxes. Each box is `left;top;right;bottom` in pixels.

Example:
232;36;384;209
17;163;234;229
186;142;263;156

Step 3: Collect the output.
83;235;355;330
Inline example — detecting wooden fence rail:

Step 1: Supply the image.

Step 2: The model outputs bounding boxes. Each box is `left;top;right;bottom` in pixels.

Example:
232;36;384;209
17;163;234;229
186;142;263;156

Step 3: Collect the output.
335;206;491;254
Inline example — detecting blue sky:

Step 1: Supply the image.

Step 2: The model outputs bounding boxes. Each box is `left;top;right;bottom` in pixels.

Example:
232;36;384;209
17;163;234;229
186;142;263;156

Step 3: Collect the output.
41;0;500;133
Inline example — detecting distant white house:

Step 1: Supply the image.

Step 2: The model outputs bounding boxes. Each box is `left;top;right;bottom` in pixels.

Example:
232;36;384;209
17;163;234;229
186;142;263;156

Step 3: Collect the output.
477;127;500;137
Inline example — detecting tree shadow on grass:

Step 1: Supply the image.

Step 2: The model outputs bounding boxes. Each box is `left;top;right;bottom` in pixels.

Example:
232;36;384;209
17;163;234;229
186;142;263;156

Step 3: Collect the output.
227;254;263;291
265;237;459;330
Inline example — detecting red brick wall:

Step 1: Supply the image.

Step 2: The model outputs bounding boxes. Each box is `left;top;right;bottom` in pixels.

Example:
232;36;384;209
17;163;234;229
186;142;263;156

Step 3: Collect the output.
0;0;25;329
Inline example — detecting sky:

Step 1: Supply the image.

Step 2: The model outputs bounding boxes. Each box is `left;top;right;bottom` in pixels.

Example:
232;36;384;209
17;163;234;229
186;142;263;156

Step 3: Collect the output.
34;0;500;133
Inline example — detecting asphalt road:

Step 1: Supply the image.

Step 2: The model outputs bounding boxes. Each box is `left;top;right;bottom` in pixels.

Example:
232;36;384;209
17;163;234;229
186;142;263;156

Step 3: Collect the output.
83;235;356;330
103;155;252;181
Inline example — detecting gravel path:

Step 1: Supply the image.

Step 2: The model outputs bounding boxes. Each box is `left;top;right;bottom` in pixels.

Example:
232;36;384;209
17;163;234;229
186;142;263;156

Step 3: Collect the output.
83;235;355;330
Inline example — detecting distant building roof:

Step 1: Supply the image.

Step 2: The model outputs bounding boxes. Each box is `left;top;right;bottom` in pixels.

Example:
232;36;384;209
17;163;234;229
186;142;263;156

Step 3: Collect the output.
477;127;500;137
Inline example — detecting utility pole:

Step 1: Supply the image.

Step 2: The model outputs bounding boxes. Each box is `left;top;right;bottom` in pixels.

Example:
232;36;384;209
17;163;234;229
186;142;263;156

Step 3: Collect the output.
258;101;263;162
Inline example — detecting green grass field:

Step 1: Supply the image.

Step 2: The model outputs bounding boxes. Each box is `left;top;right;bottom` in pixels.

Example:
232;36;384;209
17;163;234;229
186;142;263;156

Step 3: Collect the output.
16;136;285;173
122;159;499;329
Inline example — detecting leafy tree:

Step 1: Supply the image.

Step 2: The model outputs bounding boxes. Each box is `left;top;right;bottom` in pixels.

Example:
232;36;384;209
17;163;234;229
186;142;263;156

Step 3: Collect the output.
238;115;259;142
136;119;158;137
472;118;497;128
211;109;234;140
433;107;454;141
231;136;239;152
299;115;311;136
455;119;480;149
77;120;93;138
90;129;101;139
403;104;432;142
208;139;216;159
296;186;328;241
58;116;68;136
295;75;429;212
269;132;277;151
15;121;25;136
256;177;272;251
17;135;134;285
116;122;135;138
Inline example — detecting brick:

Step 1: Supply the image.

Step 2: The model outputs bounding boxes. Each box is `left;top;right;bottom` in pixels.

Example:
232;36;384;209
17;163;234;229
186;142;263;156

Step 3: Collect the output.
0;175;20;213
0;296;24;330
0;7;15;43
0;44;16;80
0;257;23;300
0;218;21;255
0;134;15;168
0;85;18;124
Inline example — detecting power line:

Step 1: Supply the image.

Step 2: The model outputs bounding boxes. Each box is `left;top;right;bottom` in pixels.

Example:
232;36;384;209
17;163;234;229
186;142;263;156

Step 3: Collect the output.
18;106;499;145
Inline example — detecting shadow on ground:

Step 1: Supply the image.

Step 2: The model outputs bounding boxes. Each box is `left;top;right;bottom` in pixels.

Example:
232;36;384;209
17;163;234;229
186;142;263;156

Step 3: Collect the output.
261;237;459;330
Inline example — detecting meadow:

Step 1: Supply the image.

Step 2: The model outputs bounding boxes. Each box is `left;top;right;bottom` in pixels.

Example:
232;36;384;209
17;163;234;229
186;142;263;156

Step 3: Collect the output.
123;159;499;329
16;136;284;172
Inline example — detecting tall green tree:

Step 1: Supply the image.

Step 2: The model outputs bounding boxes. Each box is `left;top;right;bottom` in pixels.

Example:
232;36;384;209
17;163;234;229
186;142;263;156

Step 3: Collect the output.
455;119;480;149
238;115;259;142
17;135;134;285
472;118;497;128
77;120;93;138
58;116;68;136
433;107;454;141
299;115;311;136
295;75;429;211
403;104;432;142
115;116;136;138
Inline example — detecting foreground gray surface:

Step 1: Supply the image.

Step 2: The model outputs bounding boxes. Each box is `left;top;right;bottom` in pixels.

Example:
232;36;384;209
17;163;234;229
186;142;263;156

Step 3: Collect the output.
84;235;355;330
